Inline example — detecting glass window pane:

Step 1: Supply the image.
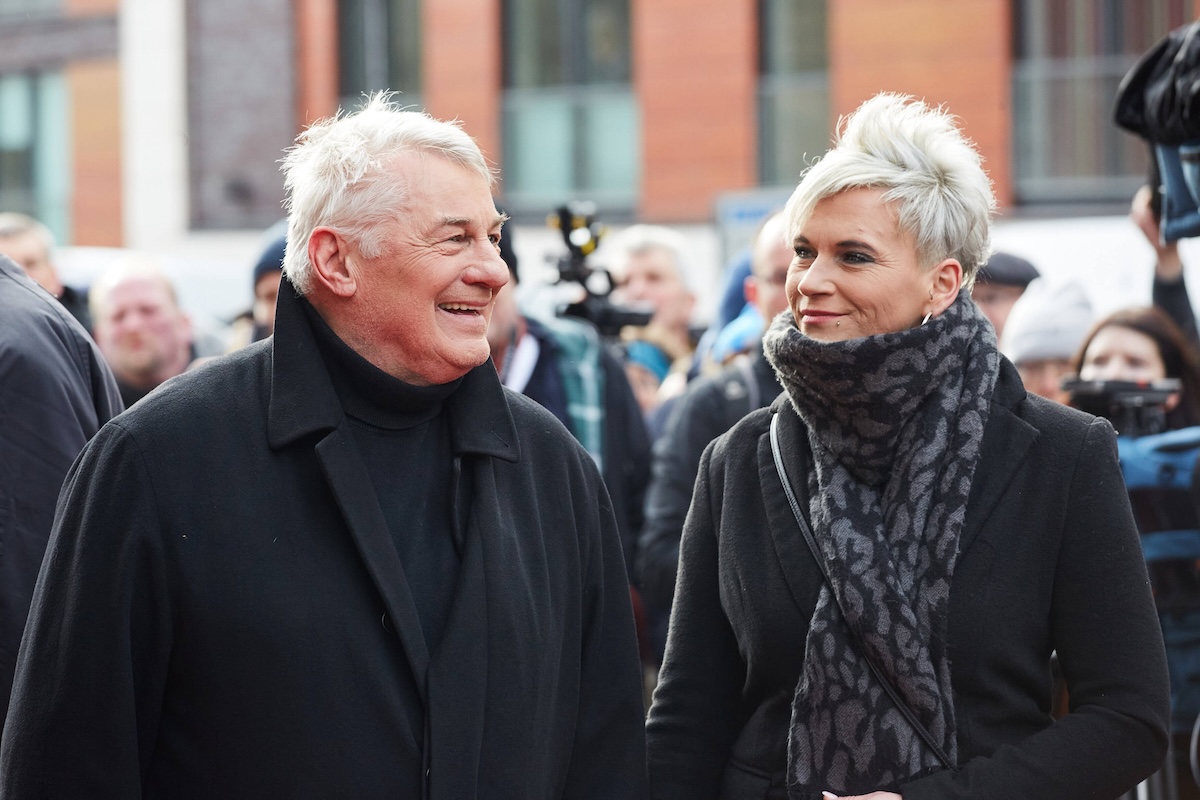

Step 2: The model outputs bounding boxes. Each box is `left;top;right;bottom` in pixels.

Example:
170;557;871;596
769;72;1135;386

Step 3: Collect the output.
502;0;635;212
582;0;630;84
0;0;61;18
339;0;421;108
504;0;564;88
0;74;33;150
581;87;639;193
759;74;830;187
1012;0;1193;204
503;89;574;200
761;0;826;74
758;0;828;186
34;70;70;242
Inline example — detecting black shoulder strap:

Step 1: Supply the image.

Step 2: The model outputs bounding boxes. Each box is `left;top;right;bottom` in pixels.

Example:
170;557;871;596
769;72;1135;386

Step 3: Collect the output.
769;412;954;770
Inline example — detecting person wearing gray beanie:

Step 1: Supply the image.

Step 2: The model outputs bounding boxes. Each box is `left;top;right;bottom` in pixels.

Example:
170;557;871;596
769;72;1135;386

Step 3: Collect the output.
999;278;1094;404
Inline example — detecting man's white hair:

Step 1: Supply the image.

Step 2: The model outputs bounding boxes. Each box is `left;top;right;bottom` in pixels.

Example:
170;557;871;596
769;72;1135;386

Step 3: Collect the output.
606;224;690;285
89;256;180;323
0;212;54;251
784;92;995;289
280;92;494;295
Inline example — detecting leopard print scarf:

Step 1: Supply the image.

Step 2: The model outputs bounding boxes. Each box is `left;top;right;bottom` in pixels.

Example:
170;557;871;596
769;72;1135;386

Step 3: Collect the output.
762;291;999;797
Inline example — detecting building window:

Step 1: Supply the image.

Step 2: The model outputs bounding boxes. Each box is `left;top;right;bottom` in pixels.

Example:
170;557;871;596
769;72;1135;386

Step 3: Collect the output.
758;0;829;188
338;0;422;111
1013;0;1193;205
0;0;61;18
0;70;70;242
501;0;638;216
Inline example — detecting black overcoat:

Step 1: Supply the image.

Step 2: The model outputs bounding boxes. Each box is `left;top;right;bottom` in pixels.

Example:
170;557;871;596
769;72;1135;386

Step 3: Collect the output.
646;360;1170;799
0;256;121;728
0;281;648;799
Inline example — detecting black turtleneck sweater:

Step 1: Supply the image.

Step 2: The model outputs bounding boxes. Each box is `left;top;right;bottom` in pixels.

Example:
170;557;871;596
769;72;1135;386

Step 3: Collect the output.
304;300;463;652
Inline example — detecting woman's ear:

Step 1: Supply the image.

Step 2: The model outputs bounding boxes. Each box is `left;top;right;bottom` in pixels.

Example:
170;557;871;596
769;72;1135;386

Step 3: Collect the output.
308;227;358;298
929;258;963;315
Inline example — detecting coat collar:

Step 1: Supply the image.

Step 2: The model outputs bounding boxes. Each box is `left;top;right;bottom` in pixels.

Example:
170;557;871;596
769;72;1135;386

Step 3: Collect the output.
266;276;520;462
956;356;1039;554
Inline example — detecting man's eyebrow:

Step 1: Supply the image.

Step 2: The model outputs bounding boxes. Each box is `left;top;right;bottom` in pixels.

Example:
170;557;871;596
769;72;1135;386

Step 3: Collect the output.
438;214;508;229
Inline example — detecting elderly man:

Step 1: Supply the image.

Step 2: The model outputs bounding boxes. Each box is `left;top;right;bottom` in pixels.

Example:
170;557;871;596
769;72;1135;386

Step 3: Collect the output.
0;96;647;798
0;212;92;331
608;226;697;389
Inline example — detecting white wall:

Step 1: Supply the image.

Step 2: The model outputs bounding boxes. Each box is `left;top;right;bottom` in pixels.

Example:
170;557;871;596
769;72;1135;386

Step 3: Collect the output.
120;0;189;251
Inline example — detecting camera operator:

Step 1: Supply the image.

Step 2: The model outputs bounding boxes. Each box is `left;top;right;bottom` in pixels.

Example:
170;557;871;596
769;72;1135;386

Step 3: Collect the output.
1069;305;1200;799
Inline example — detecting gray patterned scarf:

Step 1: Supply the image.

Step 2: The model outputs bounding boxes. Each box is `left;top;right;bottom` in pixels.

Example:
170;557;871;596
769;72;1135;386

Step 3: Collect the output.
762;291;999;797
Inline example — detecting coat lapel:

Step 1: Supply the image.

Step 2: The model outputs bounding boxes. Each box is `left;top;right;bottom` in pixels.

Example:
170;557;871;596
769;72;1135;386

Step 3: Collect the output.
315;430;431;690
957;366;1039;558
425;458;488;798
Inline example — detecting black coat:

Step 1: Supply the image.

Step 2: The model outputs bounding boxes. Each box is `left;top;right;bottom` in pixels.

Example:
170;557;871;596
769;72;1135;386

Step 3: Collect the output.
0;280;648;799
0;256;121;727
646;360;1170;799
638;350;782;608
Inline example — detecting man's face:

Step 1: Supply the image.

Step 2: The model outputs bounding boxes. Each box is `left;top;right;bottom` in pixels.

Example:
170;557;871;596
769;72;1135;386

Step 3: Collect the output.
1017;357;1074;405
94;277;192;388
344;153;508;386
971;282;1025;338
0;231;61;297
612;247;694;333
746;214;792;323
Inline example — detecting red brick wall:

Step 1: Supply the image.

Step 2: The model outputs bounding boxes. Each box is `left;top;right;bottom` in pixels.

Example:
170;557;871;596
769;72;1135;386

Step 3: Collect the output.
68;59;122;246
422;0;502;168
829;0;1013;207
635;0;757;221
295;0;340;128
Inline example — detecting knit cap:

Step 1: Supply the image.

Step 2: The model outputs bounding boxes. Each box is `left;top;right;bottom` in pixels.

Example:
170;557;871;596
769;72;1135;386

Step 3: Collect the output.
999;278;1094;365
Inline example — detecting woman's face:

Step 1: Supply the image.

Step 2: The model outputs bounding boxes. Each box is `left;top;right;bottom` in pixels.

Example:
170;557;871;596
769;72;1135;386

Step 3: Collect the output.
786;187;958;342
1079;325;1167;383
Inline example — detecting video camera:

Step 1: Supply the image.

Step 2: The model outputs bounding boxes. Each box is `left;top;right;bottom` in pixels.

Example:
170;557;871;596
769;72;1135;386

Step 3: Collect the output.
1062;377;1183;437
547;202;652;338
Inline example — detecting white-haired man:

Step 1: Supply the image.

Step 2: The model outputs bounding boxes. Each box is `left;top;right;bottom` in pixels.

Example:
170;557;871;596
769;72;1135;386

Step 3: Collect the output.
608;225;697;359
0;212;92;331
1;95;648;798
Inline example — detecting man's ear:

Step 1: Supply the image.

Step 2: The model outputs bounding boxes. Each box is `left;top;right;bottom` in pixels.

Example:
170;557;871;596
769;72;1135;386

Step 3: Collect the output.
743;275;757;306
929;258;963;315
308;227;358;298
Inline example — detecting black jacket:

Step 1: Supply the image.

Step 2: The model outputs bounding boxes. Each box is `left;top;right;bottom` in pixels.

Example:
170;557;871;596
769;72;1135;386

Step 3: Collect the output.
646;359;1170;799
638;350;782;608
0;279;648;799
0;257;121;728
521;316;652;580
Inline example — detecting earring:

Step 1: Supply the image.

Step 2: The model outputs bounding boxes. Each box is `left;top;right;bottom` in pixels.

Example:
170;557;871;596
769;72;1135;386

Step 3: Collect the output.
921;311;932;326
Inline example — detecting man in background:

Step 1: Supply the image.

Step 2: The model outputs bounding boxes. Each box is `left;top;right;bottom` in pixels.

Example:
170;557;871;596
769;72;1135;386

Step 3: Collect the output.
89;258;197;407
970;250;1039;339
0;212;92;331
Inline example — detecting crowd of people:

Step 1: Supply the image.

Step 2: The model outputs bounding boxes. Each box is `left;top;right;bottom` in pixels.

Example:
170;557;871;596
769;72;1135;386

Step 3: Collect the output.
0;84;1197;799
